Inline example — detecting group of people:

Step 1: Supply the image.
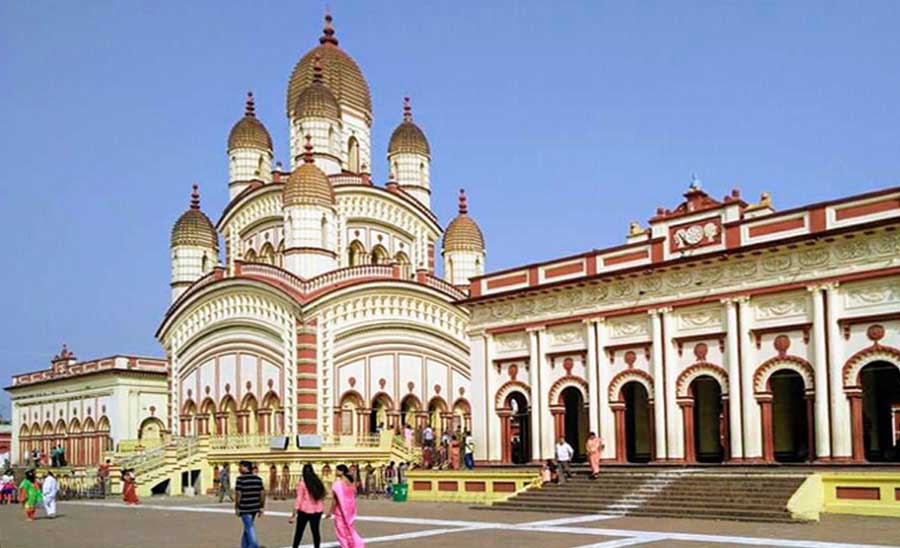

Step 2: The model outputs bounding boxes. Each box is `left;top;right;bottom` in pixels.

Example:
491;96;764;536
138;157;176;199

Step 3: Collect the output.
542;432;605;484
9;469;59;521
418;425;475;471
230;460;364;548
22;445;68;468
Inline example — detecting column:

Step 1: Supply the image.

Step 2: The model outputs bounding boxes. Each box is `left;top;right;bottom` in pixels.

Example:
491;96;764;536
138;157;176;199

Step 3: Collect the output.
469;332;489;461
758;395;774;461
595;319;615;459
650;310;668;460
527;328;543;460
738;296;760;458
723;298;745;460
584;319;600;435
847;390;865;461
680;401;695;462
825;282;851;458
809;285;832;459
611;402;626;462
498;410;512;463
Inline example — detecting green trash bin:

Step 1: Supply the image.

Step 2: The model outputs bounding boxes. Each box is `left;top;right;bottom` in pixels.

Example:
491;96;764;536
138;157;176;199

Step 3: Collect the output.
392;483;408;502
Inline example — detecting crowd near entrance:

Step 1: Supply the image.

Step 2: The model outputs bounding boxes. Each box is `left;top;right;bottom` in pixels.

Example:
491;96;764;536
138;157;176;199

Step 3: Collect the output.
560;387;588;462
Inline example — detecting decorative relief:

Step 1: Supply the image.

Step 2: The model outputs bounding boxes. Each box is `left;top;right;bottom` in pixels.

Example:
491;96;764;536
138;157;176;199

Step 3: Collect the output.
798;248;830;267
608;317;648;338
754;295;807;321
844;281;900;310
677;307;722;330
834;240;871;261
670;217;722;251
762;254;791;273
495;333;528;353
548;325;584;346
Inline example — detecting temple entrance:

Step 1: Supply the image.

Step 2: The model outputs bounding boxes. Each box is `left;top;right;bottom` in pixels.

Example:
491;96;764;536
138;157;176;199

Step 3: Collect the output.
400;395;420;430
369;394;392;433
138;417;166;446
507;392;531;464
561;387;588;462
623;382;652;463
771;370;810;462
861;361;900;462
691;376;724;463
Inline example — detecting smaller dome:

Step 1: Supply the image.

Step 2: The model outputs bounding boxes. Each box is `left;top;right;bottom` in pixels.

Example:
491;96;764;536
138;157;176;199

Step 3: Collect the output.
294;55;341;120
228;92;273;151
388;97;430;156
444;189;485;252
283;136;335;207
171;184;219;250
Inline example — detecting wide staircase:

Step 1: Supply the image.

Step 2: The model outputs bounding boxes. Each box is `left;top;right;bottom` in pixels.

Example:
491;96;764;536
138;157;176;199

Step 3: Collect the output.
490;465;809;522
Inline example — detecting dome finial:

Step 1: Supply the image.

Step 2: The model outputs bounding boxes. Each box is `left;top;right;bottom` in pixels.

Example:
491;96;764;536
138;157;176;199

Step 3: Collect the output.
403;96;412;122
190;183;201;210
313;54;324;84
458;188;468;215
245;91;255;117
320;10;339;46
303;134;314;164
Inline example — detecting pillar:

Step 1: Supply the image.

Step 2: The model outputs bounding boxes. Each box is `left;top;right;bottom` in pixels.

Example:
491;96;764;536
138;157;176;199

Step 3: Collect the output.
650;310;668;460
551;408;565;441
809;285;832;459
847;390;865;462
806;395;816;462
612;402;626;462
585;319;600;435
528;328;543;460
758;395;774;462
723;298;744;460
825;282;851;458
680;401;695;463
498;410;512;463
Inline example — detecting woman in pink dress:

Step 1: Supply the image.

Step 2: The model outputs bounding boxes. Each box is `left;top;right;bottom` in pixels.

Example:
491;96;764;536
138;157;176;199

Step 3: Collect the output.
327;464;365;548
586;432;603;479
449;436;461;470
289;464;326;548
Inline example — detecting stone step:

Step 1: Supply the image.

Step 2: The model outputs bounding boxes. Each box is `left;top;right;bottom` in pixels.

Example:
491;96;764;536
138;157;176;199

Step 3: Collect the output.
486;503;796;523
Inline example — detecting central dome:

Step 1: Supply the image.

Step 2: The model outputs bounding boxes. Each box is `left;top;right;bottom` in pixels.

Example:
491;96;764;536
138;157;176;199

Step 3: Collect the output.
287;14;372;121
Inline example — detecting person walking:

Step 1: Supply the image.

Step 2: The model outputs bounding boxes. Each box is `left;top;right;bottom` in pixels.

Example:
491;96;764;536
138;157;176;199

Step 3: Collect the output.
122;469;139;504
289;464;325;548
58;444;66;467
326;464;365;547
586;432;604;479
449;435;461;470
463;432;475;470
18;469;43;521
50;445;59;468
234;460;266;548
555;437;574;483
41;471;59;518
98;459;111;496
384;462;396;496
218;464;233;502
422;425;434;448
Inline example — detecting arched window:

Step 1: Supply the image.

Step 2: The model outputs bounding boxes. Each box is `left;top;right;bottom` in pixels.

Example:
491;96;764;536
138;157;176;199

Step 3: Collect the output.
321;215;329;249
395;251;411;278
475;257;482;276
447;258;454;282
201;253;208;273
259;243;275;265
244;248;257;263
348;240;366;267
371;245;388;265
347;136;360;173
255;155;264;177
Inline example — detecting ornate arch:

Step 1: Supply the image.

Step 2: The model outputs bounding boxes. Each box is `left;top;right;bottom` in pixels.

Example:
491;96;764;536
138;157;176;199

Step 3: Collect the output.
494;380;531;410
426;395;446;412
219;395;238;412
96;416;111;432
399;393;422;411
452;397;471;414
19;424;30;437
240;393;259;411
842;343;900;391
608;369;654;403
83;417;96;433
675;362;729;399
338;390;364;408
372;391;395;410
262;391;281;409
54;419;67;435
548;375;589;406
753;355;815;394
181;398;198;415
68;418;82;434
199;397;217;415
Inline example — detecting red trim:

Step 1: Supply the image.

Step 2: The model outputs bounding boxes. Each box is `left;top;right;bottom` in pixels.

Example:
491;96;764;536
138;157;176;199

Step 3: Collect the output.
838;311;900;340
835;196;900;221
545;261;584;279
748;216;805;237
604;250;649;266
486;273;528;290
413;480;431;491
438;481;458;491
494;482;516;492
465;481;486;492
725;222;741;249
528;266;539;286
835;486;880;500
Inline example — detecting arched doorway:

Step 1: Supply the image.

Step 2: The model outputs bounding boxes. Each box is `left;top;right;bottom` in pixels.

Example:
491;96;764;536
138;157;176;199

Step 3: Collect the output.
770;370;811;462
428;397;448;436
138;417;166;445
507;392;531;464
400;395;421;430
860;361;900;462
560;387;588;462
623;382;653;463
369;394;392;433
242;395;259;435
690;376;725;463
220;397;239;436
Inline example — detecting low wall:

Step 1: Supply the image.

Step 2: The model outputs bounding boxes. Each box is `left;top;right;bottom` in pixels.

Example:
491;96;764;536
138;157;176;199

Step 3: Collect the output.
406;469;540;504
788;471;900;520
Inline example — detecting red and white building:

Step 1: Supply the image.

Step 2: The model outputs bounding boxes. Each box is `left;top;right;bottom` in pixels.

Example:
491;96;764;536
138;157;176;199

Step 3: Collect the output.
465;183;900;465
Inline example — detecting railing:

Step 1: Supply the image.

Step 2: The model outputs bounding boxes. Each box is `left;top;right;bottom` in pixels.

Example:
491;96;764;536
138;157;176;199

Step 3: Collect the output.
240;262;465;300
208;432;387;452
116;444;166;475
330;173;364;186
175;436;199;460
210;434;280;451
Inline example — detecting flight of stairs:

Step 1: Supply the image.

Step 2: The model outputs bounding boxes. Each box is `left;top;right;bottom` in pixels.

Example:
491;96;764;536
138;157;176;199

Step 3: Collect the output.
489;466;809;522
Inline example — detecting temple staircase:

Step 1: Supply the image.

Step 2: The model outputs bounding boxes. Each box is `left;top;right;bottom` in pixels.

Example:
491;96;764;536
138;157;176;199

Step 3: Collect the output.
489;465;809;522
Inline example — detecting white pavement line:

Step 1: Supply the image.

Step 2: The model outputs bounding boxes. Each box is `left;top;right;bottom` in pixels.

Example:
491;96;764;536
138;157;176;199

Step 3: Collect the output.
571;535;666;548
517;514;619;527
283;526;482;548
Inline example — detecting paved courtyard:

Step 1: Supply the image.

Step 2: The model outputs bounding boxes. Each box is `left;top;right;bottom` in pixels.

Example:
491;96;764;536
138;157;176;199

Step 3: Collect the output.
0;496;898;548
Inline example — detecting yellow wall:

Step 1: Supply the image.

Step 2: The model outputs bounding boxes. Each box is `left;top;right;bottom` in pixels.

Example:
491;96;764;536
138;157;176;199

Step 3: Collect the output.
788;472;900;520
406;469;540;504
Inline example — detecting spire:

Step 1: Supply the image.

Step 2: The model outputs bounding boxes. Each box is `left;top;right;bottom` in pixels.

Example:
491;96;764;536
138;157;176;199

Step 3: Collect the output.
403;96;412;122
245;91;256;117
458;188;468;215
319;10;339;46
190;183;201;210
313;54;324;84
303;135;314;164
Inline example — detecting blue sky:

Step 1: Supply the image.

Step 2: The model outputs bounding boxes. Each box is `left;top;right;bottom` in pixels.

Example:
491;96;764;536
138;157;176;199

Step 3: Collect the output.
1;1;899;417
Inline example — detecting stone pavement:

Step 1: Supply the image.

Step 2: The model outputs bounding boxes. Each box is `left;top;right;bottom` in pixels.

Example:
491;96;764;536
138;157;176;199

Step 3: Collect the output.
0;496;898;548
